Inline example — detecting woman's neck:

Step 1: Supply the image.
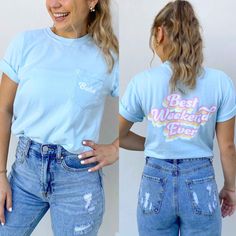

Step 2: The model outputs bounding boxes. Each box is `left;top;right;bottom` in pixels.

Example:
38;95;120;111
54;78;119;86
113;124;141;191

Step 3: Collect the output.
51;25;87;39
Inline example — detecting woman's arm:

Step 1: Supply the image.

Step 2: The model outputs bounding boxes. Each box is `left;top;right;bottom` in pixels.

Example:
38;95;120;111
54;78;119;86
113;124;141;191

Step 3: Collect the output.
119;115;145;151
216;117;236;217
78;115;146;172
0;73;18;224
0;74;17;172
216;117;236;190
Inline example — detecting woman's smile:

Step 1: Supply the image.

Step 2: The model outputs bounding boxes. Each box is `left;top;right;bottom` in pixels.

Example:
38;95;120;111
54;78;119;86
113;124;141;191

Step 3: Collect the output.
52;12;70;22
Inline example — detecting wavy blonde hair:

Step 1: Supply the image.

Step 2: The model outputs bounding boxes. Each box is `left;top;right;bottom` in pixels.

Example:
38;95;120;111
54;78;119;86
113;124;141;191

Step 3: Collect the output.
71;0;118;73
150;0;203;92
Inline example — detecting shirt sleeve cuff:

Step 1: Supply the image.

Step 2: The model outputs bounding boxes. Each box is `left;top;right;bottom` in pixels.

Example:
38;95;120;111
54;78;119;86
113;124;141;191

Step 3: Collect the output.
0;59;19;84
119;101;143;122
217;107;236;122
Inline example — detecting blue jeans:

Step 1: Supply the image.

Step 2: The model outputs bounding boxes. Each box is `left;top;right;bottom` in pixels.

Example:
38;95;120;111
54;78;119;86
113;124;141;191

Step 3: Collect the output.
0;136;104;236
137;157;222;236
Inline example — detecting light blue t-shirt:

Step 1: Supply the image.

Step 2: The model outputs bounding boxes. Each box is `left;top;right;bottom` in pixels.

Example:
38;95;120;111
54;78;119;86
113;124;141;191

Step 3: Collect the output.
120;61;236;159
0;28;118;154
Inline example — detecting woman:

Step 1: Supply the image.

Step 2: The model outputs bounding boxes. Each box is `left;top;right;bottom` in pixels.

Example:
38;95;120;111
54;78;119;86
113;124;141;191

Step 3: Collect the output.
0;0;118;235
120;1;236;235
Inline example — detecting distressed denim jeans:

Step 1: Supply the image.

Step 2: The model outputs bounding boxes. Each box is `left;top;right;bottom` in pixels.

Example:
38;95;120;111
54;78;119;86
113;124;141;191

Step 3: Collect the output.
137;157;222;236
0;136;105;236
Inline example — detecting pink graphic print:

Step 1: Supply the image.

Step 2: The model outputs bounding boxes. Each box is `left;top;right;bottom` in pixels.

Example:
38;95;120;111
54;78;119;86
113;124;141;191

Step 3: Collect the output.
147;94;217;141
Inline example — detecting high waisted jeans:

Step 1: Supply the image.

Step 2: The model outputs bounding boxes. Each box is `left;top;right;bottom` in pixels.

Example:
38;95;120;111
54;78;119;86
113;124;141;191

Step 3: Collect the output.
137;157;222;236
0;136;104;236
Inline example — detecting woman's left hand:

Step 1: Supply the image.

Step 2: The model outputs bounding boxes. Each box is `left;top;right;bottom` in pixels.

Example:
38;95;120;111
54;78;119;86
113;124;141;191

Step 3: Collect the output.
219;187;236;217
78;140;119;172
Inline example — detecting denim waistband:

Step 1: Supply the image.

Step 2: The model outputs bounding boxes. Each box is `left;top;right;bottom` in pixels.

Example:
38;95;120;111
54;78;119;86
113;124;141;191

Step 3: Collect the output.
16;136;76;159
146;156;212;163
160;157;212;164
145;156;213;174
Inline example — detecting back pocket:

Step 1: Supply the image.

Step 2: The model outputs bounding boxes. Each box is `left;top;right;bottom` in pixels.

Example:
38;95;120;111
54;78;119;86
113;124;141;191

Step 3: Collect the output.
138;174;167;214
186;175;219;216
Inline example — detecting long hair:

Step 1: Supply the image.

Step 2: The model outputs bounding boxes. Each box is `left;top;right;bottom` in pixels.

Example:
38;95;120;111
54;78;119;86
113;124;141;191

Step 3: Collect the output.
150;0;203;92
71;0;118;73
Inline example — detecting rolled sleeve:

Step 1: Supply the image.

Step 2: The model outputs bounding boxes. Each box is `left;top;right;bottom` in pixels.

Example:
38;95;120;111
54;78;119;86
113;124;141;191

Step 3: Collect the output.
0;59;19;83
217;73;236;122
119;79;144;122
119;100;144;122
0;32;25;84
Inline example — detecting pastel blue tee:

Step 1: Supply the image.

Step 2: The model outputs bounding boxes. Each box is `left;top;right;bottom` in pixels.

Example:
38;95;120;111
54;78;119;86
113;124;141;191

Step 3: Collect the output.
0;28;118;154
120;61;236;159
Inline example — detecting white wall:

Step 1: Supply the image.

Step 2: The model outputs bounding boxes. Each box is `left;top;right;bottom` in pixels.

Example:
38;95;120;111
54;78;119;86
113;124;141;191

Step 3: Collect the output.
0;1;119;235
119;0;236;235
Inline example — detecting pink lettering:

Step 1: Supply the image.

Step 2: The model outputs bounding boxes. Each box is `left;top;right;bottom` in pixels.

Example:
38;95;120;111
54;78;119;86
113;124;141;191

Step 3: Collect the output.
166;123;198;137
166;94;181;107
148;93;217;141
164;94;199;109
150;108;168;122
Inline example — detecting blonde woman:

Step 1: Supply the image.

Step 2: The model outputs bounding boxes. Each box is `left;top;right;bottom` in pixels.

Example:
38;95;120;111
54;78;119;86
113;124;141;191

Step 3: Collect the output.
120;1;236;235
0;0;118;235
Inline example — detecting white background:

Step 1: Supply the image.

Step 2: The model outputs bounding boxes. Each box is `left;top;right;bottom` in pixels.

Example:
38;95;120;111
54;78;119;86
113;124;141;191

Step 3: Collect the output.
119;0;236;236
0;1;118;236
1;0;236;235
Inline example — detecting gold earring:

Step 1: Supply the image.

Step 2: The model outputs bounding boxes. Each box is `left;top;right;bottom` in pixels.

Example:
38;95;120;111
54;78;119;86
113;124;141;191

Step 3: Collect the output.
89;6;95;12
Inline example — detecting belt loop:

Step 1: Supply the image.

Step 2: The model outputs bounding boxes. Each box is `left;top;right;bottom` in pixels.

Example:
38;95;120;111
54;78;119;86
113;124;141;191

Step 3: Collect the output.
22;136;31;158
57;145;62;160
145;156;149;164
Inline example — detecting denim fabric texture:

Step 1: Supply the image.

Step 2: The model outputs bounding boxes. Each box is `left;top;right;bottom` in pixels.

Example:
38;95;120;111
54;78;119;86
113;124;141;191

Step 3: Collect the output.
0;136;105;236
137;156;221;236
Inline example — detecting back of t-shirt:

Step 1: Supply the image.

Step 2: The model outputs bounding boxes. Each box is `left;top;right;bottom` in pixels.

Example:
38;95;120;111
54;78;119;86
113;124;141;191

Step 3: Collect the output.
120;61;236;159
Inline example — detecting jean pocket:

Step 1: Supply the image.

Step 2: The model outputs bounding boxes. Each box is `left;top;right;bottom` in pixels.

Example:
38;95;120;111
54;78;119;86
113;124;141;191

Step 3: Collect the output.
61;155;96;172
186;175;219;216
138;174;167;214
75;69;106;109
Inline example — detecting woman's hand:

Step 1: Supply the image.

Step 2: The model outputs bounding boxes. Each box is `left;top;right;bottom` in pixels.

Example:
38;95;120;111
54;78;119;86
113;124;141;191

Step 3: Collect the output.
219;187;236;217
78;139;119;172
216;118;236;218
0;174;12;225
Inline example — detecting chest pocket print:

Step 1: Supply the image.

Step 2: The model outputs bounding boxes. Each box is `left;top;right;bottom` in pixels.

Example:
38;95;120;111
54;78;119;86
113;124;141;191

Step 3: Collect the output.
75;68;107;109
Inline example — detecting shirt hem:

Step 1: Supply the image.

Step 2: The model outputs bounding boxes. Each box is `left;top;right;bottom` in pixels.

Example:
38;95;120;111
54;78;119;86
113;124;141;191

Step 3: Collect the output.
144;153;214;159
13;133;93;155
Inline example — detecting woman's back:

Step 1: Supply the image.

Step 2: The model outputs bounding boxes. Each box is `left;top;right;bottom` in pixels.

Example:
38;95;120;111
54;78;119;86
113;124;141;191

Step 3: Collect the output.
120;61;236;158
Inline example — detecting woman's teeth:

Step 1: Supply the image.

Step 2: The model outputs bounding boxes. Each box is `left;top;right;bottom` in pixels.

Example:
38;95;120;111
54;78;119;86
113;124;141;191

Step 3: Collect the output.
53;12;69;18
